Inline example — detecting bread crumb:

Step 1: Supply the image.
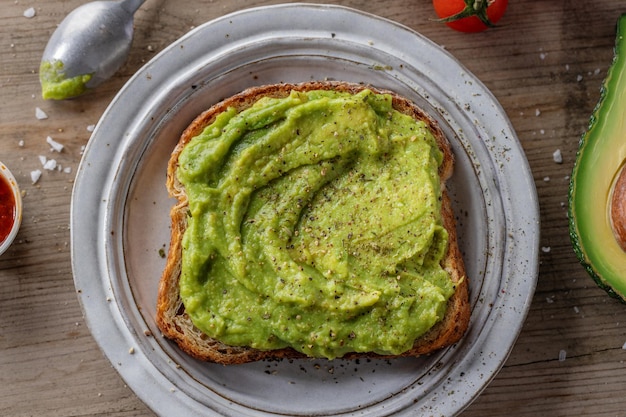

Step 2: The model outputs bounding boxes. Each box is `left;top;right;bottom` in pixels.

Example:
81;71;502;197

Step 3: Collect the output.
129;347;135;354
541;246;551;253
18;140;24;147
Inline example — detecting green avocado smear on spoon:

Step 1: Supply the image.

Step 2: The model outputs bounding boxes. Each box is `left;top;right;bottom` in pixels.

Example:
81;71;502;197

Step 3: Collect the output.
39;60;93;100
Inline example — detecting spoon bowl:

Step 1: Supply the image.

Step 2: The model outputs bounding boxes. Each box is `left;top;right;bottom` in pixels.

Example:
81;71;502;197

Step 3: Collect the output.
40;0;145;99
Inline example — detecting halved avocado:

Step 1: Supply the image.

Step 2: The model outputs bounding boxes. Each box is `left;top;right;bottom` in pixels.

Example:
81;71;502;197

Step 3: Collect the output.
569;13;626;302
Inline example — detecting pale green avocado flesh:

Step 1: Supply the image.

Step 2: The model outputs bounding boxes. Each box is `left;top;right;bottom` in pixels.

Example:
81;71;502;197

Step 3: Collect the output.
177;88;456;359
569;14;626;302
39;60;92;100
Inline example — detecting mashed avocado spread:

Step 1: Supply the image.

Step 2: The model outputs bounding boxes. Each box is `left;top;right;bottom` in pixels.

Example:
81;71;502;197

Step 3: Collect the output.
177;88;455;359
40;60;92;100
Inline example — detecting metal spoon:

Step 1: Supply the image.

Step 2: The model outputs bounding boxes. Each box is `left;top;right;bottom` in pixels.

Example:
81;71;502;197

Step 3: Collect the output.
40;0;145;100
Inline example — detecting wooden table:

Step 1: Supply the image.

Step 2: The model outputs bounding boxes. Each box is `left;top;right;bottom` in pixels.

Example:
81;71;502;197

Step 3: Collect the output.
1;1;625;415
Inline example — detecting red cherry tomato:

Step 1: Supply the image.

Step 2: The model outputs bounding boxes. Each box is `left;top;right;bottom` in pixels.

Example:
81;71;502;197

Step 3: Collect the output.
433;0;508;33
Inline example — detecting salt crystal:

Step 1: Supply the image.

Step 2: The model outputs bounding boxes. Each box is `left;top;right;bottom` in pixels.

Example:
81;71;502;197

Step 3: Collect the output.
63;166;72;174
43;159;57;171
553;149;563;164
541;246;551;253
622;341;626;350
38;155;47;166
543;176;550;182
86;124;96;132
18;140;24;147
35;107;48;120
23;7;35;18
539;53;546;60
558;349;567;361
573;306;580;314
535;108;541;117
46;136;64;152
577;74;583;82
30;169;42;184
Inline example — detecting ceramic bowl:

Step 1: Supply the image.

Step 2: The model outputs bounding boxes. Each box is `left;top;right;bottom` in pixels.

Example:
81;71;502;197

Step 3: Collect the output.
0;161;22;255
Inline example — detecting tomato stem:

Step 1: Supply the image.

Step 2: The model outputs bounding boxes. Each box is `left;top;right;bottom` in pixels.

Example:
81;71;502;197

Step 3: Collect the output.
436;0;498;28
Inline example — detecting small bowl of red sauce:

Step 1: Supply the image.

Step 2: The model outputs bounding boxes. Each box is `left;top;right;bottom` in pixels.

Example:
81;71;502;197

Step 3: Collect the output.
0;162;22;256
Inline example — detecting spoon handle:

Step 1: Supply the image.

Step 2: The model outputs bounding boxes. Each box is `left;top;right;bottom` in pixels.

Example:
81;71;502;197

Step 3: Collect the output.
119;0;146;14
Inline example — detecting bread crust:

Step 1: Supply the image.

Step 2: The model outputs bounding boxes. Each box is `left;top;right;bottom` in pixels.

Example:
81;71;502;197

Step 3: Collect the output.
156;81;470;364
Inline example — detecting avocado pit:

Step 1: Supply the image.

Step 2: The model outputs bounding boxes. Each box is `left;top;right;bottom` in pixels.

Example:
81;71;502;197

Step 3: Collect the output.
610;163;626;251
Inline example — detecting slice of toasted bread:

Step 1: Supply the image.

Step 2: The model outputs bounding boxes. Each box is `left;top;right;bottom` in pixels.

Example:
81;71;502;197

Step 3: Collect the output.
156;81;470;364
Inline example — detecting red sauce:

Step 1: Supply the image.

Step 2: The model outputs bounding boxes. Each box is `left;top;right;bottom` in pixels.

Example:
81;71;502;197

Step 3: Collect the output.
0;173;16;243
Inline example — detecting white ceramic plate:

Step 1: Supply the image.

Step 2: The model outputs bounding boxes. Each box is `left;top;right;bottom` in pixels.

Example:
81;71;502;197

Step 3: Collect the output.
71;4;539;416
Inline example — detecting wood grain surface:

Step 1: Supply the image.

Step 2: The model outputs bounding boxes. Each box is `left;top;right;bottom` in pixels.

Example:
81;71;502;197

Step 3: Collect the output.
1;0;625;416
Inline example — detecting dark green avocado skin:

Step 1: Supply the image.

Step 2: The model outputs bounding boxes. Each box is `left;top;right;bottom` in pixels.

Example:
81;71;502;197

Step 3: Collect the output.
569;13;626;303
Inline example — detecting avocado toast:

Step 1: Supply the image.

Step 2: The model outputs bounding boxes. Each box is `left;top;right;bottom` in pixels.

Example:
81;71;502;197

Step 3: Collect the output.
156;81;470;364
